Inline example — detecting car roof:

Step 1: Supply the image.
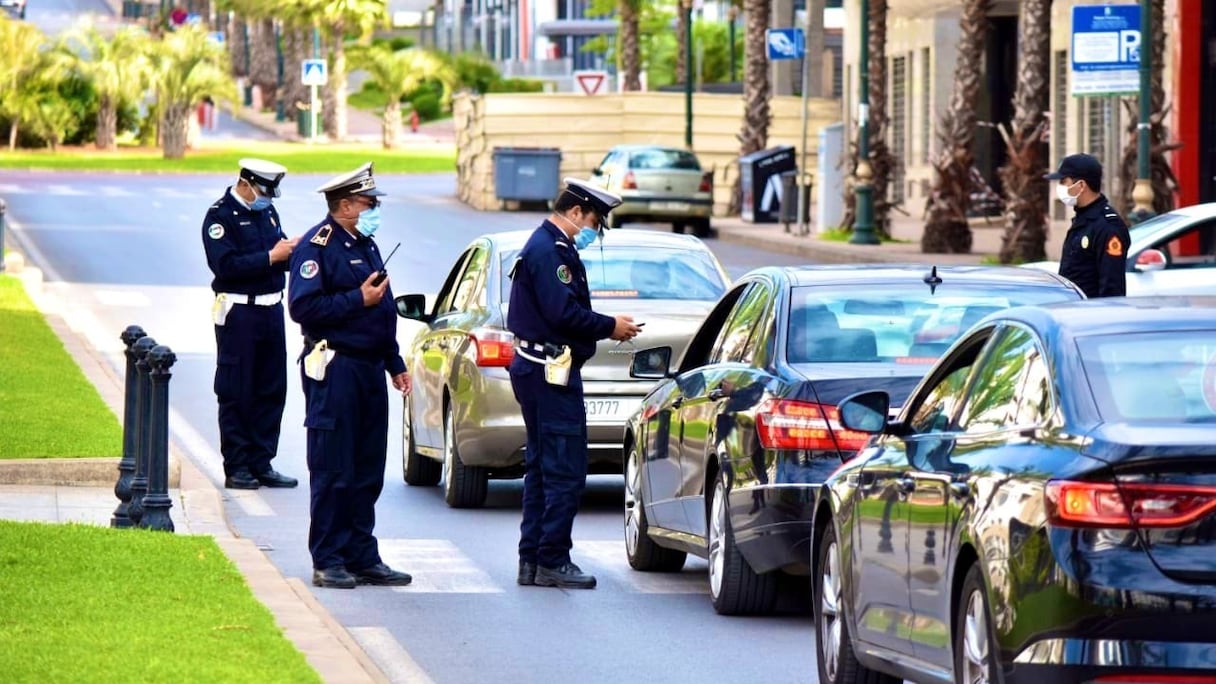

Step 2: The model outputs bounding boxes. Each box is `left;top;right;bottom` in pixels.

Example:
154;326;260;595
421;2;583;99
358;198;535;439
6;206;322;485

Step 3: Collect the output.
607;144;698;154
748;263;1078;289
1001;296;1216;337
483;228;712;252
1160;202;1216;219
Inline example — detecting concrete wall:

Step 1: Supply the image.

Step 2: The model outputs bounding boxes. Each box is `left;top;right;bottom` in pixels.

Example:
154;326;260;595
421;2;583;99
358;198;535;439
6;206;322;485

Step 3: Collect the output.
454;91;842;214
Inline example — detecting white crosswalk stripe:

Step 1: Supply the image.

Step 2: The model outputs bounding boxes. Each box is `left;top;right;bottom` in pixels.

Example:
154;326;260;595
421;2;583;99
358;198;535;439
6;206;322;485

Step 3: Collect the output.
576;539;709;594
379;539;504;593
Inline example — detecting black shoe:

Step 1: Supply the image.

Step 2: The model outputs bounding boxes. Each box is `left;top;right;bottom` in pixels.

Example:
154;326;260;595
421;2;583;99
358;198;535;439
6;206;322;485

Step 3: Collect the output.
224;470;260;490
255;469;298;488
517;561;537;586
535;562;596;589
312;566;356;589
353;563;412;586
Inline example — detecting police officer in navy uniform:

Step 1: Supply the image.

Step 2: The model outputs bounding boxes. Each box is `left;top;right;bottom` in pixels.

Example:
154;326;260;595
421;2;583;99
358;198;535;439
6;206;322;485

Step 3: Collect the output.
288;162;413;590
202;158;300;490
1046;153;1131;298
509;178;642;589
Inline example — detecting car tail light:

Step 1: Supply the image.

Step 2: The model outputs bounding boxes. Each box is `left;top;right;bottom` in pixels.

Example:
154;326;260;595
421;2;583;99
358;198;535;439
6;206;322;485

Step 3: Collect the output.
1091;676;1216;683
698;172;713;193
622;171;638;190
755;399;869;454
469;327;514;367
1045;480;1216;529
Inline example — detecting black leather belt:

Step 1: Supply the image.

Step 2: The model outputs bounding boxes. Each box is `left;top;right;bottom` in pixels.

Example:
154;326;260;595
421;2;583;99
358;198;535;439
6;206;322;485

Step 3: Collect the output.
516;339;563;357
302;337;382;363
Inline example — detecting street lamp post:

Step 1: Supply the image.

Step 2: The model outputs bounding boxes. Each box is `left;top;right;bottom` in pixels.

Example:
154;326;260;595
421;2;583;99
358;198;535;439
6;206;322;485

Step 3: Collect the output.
275;22;286;122
851;0;879;244
728;6;738;83
683;0;694;149
1130;0;1155;224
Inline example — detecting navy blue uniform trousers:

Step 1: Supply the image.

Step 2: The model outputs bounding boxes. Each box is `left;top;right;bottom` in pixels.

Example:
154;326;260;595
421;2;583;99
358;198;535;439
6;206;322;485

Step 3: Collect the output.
214;302;287;477
302;354;387;571
509;356;588;569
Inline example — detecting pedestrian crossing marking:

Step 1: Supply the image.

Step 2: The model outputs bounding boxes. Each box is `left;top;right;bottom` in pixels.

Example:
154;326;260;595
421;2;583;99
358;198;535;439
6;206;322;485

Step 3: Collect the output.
379;539;504;593
576;540;709;594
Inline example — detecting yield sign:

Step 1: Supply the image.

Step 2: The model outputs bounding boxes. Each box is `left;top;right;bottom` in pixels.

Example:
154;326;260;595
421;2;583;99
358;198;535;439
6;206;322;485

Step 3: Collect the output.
574;70;609;96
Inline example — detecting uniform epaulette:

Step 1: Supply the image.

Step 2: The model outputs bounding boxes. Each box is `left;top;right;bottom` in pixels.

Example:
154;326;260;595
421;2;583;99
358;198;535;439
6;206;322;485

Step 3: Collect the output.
555;241;569;249
310;224;333;247
1105;213;1119;219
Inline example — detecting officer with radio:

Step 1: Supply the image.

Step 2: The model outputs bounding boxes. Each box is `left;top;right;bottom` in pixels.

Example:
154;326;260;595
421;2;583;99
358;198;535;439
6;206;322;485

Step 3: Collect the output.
508;178;642;590
288;162;413;590
202;158;299;490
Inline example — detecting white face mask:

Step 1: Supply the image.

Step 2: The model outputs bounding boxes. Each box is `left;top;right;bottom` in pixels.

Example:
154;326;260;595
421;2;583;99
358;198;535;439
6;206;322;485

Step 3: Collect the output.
1055;181;1081;207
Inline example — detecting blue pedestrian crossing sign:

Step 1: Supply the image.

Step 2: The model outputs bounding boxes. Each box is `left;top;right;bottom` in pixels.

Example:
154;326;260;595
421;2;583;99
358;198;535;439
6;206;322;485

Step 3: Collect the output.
301;59;328;87
766;28;805;61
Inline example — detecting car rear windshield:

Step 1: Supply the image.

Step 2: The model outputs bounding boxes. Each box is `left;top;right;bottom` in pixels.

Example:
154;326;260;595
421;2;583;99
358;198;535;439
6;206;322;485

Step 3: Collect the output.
1079;330;1216;423
628;149;701;171
501;247;726;301
786;284;1079;364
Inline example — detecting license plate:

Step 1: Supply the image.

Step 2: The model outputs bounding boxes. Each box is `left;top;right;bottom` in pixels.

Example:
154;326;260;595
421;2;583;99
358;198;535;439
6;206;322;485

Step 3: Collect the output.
651;201;691;212
584;397;639;422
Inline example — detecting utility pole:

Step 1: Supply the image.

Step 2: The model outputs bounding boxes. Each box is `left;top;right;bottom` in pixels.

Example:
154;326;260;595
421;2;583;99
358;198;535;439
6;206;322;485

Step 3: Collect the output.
683;0;694;148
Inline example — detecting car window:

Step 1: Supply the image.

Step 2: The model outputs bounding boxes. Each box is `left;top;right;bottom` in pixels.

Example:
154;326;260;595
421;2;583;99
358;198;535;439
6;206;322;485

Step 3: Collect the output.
1153;219;1216;270
434;249;474;316
498;246;726;302
1079;330;1216;423
450;246;489;312
627;148;701;171
785;282;1079;364
957;326;1053;434
709;283;771;364
678;284;748;372
906;333;991;435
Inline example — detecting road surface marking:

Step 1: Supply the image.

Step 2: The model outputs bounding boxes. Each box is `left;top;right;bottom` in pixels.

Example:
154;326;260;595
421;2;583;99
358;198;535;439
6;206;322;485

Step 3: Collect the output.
576;539;709;594
347;627;435;684
378;539;504;593
169;407;274;517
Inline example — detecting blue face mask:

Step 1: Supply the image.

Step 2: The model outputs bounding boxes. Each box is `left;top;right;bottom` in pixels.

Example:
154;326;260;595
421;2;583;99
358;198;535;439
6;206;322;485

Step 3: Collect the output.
250;195;272;212
574;226;600;250
355;206;381;238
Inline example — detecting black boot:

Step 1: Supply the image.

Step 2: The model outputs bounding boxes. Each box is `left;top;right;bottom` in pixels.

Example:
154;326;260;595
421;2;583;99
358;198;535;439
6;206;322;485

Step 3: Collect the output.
254;469;298;488
535;562;596;589
224;469;260;490
312;566;356;589
353;563;412;586
517;561;537;586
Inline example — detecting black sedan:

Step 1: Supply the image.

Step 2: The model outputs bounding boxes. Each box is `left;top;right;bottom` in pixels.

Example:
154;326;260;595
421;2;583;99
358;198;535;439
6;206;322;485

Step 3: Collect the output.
623;265;1083;615
816;297;1216;684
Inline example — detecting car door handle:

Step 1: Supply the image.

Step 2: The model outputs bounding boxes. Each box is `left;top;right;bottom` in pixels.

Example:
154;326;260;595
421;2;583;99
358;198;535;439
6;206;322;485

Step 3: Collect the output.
708;387;725;401
898;477;916;494
672;396;684;409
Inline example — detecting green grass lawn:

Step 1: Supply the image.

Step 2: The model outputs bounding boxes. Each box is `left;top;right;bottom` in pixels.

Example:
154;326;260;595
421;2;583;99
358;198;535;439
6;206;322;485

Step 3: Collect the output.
0;521;319;683
0;276;122;459
0;142;456;174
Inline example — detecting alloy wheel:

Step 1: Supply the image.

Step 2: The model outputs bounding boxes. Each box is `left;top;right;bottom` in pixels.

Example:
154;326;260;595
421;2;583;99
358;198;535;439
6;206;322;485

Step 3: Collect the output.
961;589;990;684
624;447;641;558
819;541;843;682
443;407;455;490
708;478;726;598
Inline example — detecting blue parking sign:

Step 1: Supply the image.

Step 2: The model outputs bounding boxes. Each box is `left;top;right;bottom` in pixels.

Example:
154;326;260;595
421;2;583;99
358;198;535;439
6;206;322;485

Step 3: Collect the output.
1071;5;1140;96
766;28;805;61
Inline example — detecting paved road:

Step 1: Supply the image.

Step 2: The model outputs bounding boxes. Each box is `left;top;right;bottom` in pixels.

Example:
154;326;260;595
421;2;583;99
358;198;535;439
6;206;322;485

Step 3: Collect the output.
3;171;822;683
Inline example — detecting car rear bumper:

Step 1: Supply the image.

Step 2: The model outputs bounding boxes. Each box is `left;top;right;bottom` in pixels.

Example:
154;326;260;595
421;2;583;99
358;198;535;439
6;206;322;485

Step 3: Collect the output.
1007;638;1216;683
617;196;712;219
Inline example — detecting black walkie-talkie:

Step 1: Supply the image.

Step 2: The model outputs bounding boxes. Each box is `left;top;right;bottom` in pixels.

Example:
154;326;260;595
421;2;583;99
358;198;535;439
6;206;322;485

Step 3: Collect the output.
371;242;401;286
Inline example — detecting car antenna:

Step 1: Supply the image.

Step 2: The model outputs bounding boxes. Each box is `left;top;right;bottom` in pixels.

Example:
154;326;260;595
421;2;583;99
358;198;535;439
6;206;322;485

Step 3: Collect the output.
923;265;943;294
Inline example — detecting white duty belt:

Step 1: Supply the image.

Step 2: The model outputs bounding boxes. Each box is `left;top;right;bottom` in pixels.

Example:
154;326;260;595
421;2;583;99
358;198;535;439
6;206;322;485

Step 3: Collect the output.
216;291;283;306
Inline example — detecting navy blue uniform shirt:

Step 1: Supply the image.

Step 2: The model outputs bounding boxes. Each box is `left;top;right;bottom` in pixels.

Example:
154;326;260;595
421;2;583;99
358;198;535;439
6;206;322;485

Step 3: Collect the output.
1059;193;1130;298
507;220;615;362
202;188;288;295
288;216;406;376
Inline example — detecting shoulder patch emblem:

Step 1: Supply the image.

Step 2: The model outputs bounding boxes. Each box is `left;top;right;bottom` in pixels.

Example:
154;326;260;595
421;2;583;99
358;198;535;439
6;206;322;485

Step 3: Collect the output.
299;260;320;279
310;225;332;247
1081;235;1090;249
207;223;224;240
556;264;572;284
1106;236;1124;257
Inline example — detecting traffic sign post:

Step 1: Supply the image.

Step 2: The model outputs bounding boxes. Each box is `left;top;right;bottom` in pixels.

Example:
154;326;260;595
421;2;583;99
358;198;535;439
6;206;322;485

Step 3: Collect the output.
301;59;327;142
1070;5;1140;96
573;70;608;96
767;28;811;235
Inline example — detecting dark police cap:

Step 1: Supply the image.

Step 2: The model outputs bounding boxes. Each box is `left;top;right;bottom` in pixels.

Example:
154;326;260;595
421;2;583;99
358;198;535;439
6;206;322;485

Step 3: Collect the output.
562;177;622;229
1044;153;1102;188
315;162;387;201
238;158;287;198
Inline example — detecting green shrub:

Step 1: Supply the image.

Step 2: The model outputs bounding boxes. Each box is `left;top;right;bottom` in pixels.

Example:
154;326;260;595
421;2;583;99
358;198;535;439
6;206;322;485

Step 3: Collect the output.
409;90;442;120
488;78;546;93
450;51;500;94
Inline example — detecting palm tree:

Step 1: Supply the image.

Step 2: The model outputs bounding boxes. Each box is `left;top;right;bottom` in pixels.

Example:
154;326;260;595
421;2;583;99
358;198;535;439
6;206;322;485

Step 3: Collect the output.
62;25;152;151
148;25;236;158
866;0;894;237
996;0;1050;264
349;45;454;149
226;13;250;79
733;0;771;214
921;0;991;254
619;0;642;91
1116;0;1177;218
215;1;278;108
0;15;46;150
675;0;689;86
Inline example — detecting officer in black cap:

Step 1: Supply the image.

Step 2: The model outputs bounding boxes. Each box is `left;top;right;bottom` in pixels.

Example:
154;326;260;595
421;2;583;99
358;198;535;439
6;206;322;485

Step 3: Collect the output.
288;162;413;590
202;158;299;490
1045;153;1130;298
508;178;642;590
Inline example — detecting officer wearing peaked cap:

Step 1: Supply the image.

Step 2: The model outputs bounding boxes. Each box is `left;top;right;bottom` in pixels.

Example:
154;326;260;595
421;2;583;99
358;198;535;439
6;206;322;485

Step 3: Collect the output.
288;162;413;590
202;158;300;491
507;178;642;590
1046;153;1130;298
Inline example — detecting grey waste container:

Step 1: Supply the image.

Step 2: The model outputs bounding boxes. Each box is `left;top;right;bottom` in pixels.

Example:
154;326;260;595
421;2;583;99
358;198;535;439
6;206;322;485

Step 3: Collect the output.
738;145;797;223
493;148;562;203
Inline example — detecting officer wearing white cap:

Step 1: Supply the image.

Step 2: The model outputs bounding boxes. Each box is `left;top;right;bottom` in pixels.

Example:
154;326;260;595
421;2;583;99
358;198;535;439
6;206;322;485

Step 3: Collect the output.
507;177;642;589
201;158;299;490
288;162;413;590
1046;153;1130;297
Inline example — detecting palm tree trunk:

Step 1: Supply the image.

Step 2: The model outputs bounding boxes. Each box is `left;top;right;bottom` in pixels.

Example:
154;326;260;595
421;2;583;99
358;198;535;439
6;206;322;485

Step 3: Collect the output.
866;0;893;238
1116;0;1177;217
732;0;771;215
95;94;118;151
228;15;250;78
383;100;401;150
283;26;311;114
676;4;688;86
8;122;17;151
997;0;1050;264
323;22;347;140
162;103;191;159
922;0;990;254
620;0;641;91
250;18;278;109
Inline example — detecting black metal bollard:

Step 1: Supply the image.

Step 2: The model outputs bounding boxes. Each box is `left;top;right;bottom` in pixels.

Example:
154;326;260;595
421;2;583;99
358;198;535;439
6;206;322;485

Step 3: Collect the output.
139;345;176;532
111;325;148;528
127;336;157;526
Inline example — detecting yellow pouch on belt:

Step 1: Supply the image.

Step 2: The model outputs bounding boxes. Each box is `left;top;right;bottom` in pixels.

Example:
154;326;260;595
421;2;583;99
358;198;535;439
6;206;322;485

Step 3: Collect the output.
544;345;573;387
303;340;335;381
212;293;235;326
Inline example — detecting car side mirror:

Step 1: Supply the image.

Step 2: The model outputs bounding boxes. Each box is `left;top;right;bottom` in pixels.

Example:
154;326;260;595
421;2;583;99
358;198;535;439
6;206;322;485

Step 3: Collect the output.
591;166;603;176
630;346;673;380
838;390;891;434
1134;248;1167;272
395;294;430;321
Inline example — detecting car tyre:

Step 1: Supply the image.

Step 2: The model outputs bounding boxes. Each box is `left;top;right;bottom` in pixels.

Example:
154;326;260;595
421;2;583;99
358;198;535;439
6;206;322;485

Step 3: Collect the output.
624;437;686;572
708;472;777;615
816;523;899;684
954;564;999;684
442;402;487;508
671;221;686;234
610;214;624;229
402;394;440;486
691;218;711;238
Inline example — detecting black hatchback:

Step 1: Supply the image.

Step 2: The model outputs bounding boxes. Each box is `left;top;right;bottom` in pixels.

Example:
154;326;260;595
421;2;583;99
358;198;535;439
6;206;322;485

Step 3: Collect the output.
622;265;1083;615
817;297;1216;684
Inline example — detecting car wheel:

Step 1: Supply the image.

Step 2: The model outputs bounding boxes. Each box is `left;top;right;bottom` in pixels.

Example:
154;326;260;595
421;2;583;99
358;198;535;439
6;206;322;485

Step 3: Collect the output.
691;218;711;238
610;214;624;229
402;394;440;486
442;402;487;508
816;524;899;684
671;221;686;234
708;472;777;615
624;437;686;572
955;564;998;684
